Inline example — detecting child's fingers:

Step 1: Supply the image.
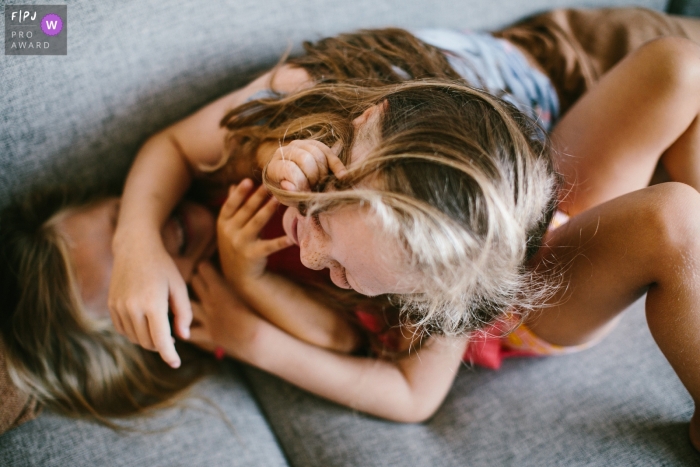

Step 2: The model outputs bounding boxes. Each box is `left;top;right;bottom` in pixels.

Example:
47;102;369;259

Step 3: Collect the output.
330;139;343;155
285;143;328;185
131;314;157;351
196;261;230;294
148;311;182;369
266;159;311;192
196;264;251;311
188;327;217;354
299;140;347;179
190;301;206;327
254;235;294;258
241;196;281;238
110;309;126;336
224;185;271;229
188;301;219;354
220;179;253;220
170;278;193;340
326;140;348;178
120;312;140;345
191;268;208;298
280;180;297;191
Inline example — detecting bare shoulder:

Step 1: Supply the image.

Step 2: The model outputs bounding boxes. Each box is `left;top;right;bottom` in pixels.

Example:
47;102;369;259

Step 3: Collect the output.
270;64;313;94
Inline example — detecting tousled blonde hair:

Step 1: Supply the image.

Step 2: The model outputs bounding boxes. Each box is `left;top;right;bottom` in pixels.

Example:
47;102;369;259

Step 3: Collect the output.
219;80;559;337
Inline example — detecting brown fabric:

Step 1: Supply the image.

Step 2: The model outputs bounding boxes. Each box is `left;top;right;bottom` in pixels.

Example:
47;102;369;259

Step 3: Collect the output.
495;7;700;114
0;348;41;434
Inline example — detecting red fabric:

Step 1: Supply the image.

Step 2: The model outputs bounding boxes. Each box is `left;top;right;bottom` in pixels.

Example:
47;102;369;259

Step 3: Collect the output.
462;328;538;370
356;307;534;370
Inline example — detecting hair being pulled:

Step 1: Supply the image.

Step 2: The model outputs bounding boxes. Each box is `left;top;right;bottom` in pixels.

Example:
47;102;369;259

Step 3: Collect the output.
221;79;560;338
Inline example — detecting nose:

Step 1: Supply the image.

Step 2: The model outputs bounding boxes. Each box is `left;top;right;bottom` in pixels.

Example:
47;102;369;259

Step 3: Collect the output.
298;241;327;270
297;218;331;271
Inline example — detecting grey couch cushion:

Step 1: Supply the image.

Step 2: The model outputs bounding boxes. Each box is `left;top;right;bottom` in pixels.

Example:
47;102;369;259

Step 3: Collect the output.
2;0;696;466
0;363;289;467
245;299;697;467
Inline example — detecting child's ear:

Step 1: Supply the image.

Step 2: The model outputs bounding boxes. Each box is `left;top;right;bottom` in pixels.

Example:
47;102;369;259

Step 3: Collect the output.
354;100;387;126
353;107;374;126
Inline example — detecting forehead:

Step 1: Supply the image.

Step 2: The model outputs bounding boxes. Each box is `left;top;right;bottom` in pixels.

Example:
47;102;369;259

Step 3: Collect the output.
53;197;118;311
56;197;119;233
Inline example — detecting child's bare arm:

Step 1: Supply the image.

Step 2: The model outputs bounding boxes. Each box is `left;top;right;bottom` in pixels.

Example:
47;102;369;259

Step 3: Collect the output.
190;261;467;422
110;66;312;368
237;271;362;353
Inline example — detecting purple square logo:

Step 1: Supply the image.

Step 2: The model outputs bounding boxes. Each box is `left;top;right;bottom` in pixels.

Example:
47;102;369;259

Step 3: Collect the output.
5;5;67;55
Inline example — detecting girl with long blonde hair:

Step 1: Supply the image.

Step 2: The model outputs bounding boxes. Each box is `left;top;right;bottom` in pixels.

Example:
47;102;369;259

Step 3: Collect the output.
110;27;700;448
3;9;700;445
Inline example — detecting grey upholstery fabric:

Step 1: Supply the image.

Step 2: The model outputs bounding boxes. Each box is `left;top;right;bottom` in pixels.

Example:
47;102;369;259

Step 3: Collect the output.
3;0;699;466
246;299;698;466
0;363;289;467
0;0;667;210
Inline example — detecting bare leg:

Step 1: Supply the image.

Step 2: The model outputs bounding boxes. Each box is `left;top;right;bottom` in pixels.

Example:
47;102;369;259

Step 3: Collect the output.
675;15;700;44
526;183;700;449
552;37;700;216
660;19;700;189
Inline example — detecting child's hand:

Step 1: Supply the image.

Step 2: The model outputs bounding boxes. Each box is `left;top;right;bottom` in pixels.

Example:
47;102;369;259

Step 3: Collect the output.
266;140;347;192
109;236;190;369
217;179;292;288
189;261;262;361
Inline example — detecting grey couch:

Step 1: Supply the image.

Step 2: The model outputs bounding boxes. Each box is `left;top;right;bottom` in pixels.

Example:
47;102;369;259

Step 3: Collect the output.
2;0;699;465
